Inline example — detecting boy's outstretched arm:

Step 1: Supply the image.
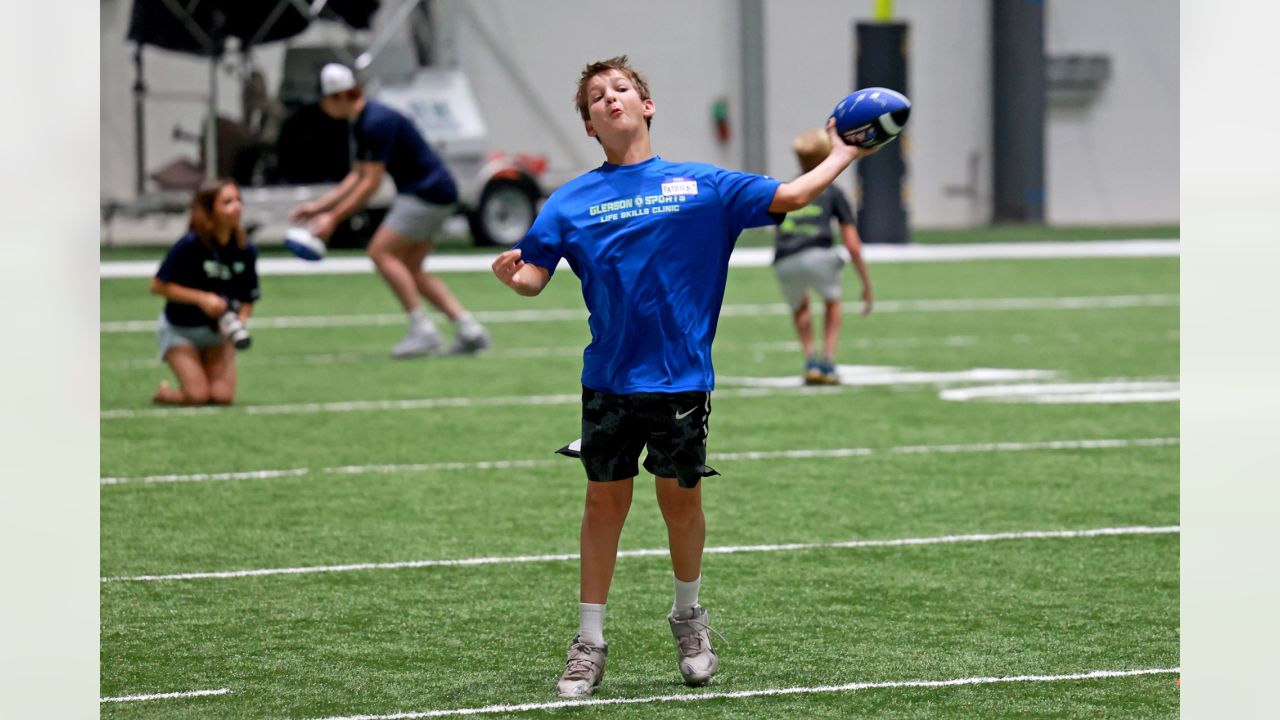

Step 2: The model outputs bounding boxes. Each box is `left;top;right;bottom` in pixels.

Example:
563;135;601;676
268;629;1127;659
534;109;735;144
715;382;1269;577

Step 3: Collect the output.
770;118;882;213
492;248;552;297
841;223;874;316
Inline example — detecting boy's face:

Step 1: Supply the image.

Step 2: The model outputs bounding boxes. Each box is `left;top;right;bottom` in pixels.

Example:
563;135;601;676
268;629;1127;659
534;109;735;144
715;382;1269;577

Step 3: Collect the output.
319;93;356;120
583;69;654;143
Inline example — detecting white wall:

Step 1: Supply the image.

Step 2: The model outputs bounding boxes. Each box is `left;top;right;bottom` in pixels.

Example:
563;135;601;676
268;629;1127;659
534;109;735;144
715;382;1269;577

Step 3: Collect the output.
452;0;745;186
100;0;1178;227
1045;0;1179;225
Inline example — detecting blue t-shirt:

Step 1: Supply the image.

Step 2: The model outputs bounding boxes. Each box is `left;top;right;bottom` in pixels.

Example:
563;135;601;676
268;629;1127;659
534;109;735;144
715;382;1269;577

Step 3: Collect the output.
155;231;261;329
516;156;783;394
354;100;458;205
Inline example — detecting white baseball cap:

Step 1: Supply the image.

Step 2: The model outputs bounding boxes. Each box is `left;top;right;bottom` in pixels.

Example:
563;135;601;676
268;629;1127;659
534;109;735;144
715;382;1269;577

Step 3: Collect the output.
320;63;357;96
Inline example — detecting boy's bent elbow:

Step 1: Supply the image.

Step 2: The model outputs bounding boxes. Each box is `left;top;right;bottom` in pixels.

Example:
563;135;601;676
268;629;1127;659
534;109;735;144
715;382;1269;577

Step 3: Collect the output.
769;185;807;213
516;282;546;297
520;265;551;296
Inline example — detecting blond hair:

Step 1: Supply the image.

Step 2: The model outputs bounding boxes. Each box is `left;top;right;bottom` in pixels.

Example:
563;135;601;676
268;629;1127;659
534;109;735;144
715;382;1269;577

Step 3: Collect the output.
574;55;652;129
792;128;831;173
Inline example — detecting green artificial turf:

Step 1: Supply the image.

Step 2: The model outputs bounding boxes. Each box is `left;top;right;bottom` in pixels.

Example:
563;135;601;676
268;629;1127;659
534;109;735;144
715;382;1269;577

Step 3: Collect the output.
100;254;1178;718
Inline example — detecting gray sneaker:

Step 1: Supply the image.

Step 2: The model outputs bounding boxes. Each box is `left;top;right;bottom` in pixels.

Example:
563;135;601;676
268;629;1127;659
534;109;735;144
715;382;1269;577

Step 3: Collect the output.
391;324;444;359
449;324;492;355
555;635;608;697
668;605;720;686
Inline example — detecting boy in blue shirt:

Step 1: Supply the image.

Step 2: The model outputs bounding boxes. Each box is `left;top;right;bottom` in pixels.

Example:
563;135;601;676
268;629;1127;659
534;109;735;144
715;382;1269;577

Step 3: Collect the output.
491;56;877;697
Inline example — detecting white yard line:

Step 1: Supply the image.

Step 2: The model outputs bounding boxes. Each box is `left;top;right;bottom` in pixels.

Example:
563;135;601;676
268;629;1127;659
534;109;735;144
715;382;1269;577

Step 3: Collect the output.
719;367;1058;389
307;667;1179;719
100;368;1180;419
887;437;1178;454
103;330;1179;371
100;687;230;703
99;385;875;420
101;468;312;485
100;392;577;419
99;293;1179;333
99;437;1179;486
941;381;1181;404
100;525;1179;583
99;239;1180;279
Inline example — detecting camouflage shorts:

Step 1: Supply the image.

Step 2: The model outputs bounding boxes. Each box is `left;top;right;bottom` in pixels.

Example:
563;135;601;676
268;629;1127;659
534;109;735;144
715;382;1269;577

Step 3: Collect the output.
559;386;719;489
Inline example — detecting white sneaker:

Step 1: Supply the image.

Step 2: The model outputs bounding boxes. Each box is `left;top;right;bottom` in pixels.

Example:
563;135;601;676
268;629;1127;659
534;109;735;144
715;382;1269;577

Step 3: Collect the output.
555;635;608;697
391;324;444;359
449;324;492;355
668;605;720;686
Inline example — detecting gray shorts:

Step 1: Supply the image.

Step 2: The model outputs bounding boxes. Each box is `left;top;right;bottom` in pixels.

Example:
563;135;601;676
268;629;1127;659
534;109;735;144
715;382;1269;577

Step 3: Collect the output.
156;312;224;360
383;194;456;243
773;246;844;310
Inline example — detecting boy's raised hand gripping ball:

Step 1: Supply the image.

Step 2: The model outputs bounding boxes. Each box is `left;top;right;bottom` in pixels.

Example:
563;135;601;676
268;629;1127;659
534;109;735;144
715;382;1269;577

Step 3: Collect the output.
832;88;911;148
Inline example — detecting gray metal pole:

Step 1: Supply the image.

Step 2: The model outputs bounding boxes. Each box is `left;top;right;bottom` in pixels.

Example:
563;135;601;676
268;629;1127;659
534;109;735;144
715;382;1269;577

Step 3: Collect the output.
133;44;146;196
206;56;218;180
992;0;1045;222
740;0;766;174
435;0;461;68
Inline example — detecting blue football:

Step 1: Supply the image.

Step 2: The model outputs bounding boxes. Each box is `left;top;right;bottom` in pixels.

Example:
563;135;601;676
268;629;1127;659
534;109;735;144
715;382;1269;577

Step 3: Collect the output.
831;87;911;148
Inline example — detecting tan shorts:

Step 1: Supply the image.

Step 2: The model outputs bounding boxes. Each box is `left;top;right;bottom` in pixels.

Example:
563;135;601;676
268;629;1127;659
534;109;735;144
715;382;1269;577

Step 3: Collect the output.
773;246;844;310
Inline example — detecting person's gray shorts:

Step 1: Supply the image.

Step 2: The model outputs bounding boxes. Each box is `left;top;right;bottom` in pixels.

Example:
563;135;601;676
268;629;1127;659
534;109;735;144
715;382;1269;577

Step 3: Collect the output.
383;194;456;243
773;246;845;310
156;312;224;360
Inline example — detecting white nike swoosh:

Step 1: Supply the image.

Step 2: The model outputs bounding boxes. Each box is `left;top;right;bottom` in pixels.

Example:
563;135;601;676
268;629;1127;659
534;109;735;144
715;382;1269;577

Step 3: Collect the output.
674;407;697;420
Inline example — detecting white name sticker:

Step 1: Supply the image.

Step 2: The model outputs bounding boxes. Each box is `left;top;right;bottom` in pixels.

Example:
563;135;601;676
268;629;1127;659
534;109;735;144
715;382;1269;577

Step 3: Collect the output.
662;180;698;196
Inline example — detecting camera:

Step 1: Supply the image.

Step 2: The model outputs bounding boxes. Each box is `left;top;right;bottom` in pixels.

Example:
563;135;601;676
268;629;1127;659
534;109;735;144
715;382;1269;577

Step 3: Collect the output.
218;298;251;350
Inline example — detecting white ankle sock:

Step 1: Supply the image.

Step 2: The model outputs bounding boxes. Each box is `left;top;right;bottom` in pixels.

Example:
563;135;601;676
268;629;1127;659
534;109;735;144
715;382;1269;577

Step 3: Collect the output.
454;312;483;336
672;575;701;617
409;307;434;329
579;603;606;646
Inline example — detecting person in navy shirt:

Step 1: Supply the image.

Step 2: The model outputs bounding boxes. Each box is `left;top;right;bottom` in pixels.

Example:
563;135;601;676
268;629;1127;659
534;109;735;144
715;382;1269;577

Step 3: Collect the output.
290;63;491;358
491;56;879;697
151;179;259;405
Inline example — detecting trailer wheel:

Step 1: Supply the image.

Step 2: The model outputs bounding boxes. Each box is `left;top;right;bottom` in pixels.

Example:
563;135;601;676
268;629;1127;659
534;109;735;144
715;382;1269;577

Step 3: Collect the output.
469;177;538;247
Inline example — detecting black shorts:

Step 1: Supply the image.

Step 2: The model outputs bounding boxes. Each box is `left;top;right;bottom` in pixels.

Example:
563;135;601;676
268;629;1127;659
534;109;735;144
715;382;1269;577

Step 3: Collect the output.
558;386;719;489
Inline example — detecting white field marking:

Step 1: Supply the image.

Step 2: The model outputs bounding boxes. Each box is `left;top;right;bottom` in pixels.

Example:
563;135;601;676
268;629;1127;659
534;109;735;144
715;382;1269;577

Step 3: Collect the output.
718;366;1058;389
324;458;557;476
100;468;310;486
99;239;1180;279
100;308;588;333
98;293;1179;334
100;384;884;420
100;687;231;703
104;329;1181;371
941;381;1180;404
886;437;1180;454
99;525;1178;583
104;346;585;370
99;437;1179;486
305;667;1180;719
100;392;579;420
111;370;1174;420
